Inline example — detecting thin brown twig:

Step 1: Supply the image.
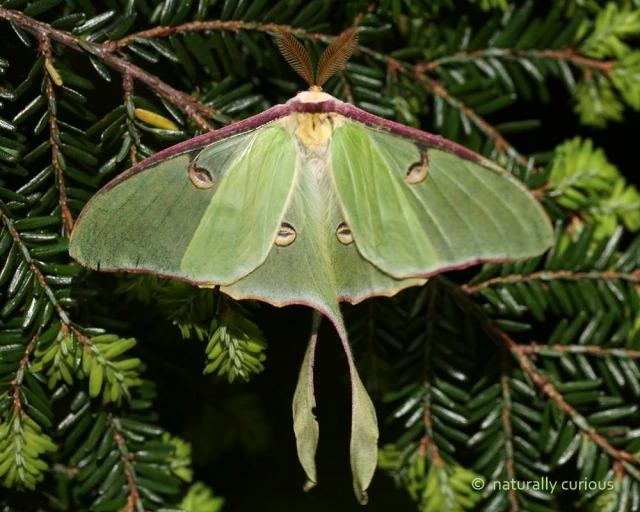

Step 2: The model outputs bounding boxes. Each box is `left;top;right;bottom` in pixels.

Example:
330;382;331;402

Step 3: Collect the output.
122;74;139;166
499;348;519;510
108;20;338;52
496;327;637;464
39;35;74;236
68;324;91;350
10;334;38;415
1;202;133;400
416;71;526;164
50;11;526;164
421;48;615;76
437;277;638;468
108;414;141;512
419;282;442;464
464;269;640;294
352;45;528;165
518;343;640;359
0;204;71;325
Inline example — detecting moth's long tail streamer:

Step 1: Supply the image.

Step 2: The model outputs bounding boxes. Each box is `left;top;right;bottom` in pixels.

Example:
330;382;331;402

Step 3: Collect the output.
293;309;379;505
292;310;321;491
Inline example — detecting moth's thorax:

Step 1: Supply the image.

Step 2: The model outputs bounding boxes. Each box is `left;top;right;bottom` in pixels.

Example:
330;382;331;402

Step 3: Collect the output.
283;113;346;151
296;113;332;146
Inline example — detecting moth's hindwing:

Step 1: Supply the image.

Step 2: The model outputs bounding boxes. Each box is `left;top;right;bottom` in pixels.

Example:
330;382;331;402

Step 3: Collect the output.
222;139;425;307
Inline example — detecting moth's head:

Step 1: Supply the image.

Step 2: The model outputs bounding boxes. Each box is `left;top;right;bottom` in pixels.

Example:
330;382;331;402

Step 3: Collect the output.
276;28;358;93
292;90;336;104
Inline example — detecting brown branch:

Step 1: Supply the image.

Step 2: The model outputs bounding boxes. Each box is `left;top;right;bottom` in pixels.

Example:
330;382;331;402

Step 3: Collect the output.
39;35;74;236
9;334;38;415
0;7;219;130
108;414;141;512
109;20;330;49
415;71;526;164
122;74;139;166
0;206;101;369
518;343;640;359
0;6;538;164
65;324;92;350
0;204;71;325
422;48;615;76
349;46;528;165
499;349;518;510
420;282;442;464
495;327;637;464
464;269;640;295
437;276;638;468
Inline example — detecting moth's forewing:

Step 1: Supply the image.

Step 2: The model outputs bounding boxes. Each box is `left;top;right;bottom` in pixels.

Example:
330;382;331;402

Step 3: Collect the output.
70;109;298;286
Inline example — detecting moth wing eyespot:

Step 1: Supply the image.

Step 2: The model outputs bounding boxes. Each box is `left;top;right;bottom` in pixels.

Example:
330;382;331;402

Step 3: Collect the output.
406;152;429;184
336;222;354;245
188;160;214;189
275;222;297;247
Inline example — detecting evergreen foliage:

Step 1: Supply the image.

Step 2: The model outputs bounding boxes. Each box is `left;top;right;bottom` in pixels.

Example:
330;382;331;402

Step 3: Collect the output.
0;0;639;510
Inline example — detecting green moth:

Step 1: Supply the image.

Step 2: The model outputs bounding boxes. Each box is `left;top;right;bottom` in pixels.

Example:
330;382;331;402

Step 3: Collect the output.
69;29;553;504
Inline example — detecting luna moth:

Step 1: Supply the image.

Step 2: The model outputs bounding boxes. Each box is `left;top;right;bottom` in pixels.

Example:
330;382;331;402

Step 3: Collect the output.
69;28;553;504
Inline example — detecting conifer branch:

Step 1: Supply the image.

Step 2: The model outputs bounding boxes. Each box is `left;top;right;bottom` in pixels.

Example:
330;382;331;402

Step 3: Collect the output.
39;35;74;237
499;349;519;510
437;277;639;469
2;2;639;507
420;284;441;464
414;71;526;164
357;45;529;163
423;49;616;76
518;344;640;359
108;414;142;512
464;269;640;294
8;335;38;415
0;203;129;399
0;202;71;325
109;21;311;49
122;74;140;166
496;327;638;466
0;7;221;130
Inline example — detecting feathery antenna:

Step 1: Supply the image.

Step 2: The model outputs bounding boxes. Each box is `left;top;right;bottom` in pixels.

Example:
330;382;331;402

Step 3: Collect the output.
276;32;315;88
276;28;358;90
315;28;358;88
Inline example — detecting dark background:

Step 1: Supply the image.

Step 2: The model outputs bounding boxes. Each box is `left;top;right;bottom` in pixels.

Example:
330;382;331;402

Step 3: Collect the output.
1;4;638;511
